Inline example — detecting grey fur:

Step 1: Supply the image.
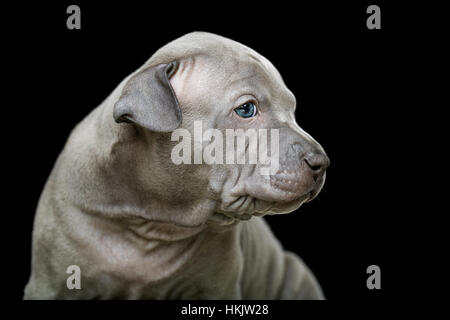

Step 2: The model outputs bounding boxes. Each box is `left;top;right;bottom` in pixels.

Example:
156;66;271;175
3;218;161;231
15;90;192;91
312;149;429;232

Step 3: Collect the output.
24;32;329;299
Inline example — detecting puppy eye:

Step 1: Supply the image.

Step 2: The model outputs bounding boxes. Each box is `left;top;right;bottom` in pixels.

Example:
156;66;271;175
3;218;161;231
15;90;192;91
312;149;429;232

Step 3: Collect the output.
234;102;257;118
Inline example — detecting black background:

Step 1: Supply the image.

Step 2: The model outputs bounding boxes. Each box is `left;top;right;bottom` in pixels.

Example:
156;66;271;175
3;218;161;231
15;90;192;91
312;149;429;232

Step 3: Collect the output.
3;0;429;309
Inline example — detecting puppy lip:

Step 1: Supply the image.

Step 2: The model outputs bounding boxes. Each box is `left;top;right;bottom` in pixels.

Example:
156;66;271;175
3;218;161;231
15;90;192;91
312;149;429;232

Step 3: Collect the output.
248;186;310;205
305;175;326;202
269;175;310;201
304;191;315;203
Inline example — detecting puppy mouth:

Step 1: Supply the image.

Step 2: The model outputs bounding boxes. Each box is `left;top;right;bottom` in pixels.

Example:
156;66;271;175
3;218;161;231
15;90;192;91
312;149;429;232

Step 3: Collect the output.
269;174;314;203
304;172;326;203
212;172;325;223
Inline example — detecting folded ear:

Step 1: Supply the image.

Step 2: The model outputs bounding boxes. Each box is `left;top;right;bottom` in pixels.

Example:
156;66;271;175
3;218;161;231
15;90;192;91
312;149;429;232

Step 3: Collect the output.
113;61;182;132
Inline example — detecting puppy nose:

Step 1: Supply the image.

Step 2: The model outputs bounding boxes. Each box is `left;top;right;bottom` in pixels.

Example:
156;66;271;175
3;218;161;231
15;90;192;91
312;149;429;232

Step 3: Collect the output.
304;153;330;181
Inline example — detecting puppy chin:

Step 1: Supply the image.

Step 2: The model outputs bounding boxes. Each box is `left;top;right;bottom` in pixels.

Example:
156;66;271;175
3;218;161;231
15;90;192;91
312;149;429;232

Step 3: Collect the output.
258;192;311;215
213;174;321;221
221;191;310;217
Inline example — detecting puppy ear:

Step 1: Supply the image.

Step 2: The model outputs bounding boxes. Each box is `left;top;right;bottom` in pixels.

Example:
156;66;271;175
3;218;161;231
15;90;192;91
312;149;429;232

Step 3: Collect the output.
113;61;182;132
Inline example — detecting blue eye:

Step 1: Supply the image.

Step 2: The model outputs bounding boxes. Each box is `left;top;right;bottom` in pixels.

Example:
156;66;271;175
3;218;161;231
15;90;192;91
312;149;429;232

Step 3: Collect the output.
234;102;257;118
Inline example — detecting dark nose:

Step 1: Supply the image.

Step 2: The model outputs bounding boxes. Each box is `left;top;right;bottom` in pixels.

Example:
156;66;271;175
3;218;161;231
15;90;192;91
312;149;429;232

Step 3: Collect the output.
304;152;330;181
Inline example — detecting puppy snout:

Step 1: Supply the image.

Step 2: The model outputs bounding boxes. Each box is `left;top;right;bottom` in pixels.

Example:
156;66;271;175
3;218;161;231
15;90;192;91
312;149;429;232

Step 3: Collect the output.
304;152;329;181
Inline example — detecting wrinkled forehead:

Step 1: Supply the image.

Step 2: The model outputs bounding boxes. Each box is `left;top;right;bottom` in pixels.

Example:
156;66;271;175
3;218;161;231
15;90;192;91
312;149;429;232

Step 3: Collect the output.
150;33;296;110
199;42;283;83
181;48;294;105
221;51;290;101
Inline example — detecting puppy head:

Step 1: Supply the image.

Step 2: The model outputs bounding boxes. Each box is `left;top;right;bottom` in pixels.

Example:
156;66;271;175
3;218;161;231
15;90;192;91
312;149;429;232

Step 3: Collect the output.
113;32;329;226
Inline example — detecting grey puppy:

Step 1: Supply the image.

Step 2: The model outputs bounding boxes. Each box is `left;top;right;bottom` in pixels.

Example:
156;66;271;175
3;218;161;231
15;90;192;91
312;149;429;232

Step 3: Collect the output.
24;32;329;299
